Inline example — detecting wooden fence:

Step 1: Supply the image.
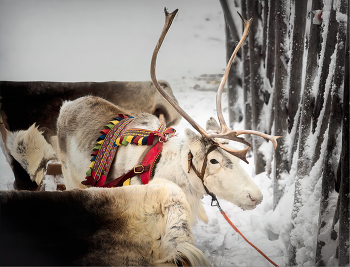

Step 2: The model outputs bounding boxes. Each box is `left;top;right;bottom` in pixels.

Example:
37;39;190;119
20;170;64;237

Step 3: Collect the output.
221;0;349;265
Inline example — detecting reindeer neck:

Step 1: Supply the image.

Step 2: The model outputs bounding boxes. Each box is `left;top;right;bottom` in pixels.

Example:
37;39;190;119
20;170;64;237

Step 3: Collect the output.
155;136;206;224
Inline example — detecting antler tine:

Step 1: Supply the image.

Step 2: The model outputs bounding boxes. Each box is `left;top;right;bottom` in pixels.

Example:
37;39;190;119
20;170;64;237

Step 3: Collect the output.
235;130;281;149
150;8;211;139
215;143;250;164
216;13;253;136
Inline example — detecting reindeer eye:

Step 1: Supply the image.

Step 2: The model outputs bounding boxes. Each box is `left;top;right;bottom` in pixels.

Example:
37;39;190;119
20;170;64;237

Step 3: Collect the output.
210;159;219;164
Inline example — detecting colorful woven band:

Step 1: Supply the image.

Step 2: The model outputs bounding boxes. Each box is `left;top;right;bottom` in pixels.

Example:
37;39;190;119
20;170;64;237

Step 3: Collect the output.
82;114;134;187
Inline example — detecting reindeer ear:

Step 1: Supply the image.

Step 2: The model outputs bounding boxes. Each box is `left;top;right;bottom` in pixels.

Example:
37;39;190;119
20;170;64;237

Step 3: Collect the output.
185;128;205;157
185;128;200;143
206;117;221;133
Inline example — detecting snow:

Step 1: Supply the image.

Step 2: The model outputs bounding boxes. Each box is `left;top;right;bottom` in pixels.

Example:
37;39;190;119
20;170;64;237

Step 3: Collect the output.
0;1;339;266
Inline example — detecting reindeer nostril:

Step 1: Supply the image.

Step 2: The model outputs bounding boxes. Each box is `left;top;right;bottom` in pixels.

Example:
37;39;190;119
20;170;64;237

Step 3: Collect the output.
248;193;256;202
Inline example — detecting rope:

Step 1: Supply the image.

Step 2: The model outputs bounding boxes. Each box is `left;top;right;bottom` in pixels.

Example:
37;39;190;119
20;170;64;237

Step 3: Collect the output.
220;211;279;267
213;199;279;267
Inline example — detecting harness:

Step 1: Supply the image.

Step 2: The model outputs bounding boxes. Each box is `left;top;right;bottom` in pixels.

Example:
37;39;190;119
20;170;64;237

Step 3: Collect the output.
82;114;175;188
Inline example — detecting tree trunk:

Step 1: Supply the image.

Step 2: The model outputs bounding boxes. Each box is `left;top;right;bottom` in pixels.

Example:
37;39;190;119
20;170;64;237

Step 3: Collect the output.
288;0;307;132
338;1;349;264
293;0;322;210
272;0;289;209
262;0;268;63
266;0;276;133
225;24;243;126
287;0;308;166
315;4;346;259
288;1;325;265
247;0;265;175
241;0;252;147
221;0;243;126
311;4;339;167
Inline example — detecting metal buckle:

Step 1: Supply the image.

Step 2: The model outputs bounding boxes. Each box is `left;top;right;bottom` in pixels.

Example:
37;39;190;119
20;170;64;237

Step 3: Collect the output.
211;197;223;212
134;165;144;174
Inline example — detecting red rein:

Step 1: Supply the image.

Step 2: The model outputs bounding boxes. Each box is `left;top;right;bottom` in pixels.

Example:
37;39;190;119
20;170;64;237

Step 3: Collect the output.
220;211;279;267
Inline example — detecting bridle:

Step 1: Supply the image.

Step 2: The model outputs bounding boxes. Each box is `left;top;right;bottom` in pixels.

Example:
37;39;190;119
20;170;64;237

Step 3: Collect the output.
187;144;219;203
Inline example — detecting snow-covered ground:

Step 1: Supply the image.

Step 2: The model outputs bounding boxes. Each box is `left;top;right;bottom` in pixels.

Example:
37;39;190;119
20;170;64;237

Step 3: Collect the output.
0;1;294;266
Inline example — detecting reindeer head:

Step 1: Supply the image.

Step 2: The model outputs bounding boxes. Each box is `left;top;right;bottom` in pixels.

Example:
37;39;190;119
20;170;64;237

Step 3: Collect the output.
150;9;279;209
184;117;263;210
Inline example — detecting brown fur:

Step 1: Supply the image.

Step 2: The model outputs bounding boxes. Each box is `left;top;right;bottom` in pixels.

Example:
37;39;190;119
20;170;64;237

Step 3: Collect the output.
0;179;208;266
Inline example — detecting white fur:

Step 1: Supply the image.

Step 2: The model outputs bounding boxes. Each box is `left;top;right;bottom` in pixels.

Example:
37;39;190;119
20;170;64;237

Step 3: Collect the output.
7;124;57;184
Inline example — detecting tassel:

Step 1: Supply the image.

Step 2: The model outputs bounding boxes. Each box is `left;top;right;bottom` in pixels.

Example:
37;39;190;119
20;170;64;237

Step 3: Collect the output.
91;156;97;162
91;150;99;156
93;145;101;150
105;123;114;129
89;161;95;169
115;137;122;146
119;136;125;144
122;137;128;146
96;134;106;141
131;136;138;144
133;136;141;145
100;129;110;135
147;133;154;146
109;120;119;125
126;136;133;143
138;137;144;145
96;140;104;145
123;179;130;186
142;136;148;145
86;168;92;177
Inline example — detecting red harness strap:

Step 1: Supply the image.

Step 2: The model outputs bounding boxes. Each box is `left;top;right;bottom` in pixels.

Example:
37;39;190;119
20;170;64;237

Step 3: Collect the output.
102;142;163;187
140;142;163;184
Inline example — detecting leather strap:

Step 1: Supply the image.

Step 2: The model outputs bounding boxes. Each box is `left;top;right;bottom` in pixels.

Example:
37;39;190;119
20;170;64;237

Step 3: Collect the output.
188;145;218;199
103;165;151;188
140;142;163;184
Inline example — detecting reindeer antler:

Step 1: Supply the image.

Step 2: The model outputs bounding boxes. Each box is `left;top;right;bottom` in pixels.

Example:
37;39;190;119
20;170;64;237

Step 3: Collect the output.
209;12;281;149
150;8;280;164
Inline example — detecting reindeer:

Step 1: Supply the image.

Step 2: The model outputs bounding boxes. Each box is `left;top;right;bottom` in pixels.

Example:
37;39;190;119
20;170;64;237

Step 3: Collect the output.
56;9;279;226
